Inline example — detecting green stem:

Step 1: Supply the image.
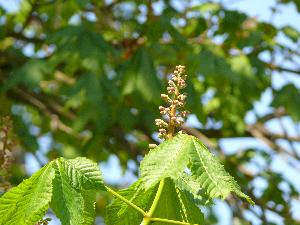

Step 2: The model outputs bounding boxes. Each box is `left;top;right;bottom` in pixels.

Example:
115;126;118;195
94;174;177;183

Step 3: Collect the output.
105;186;146;216
150;217;199;225
141;179;165;225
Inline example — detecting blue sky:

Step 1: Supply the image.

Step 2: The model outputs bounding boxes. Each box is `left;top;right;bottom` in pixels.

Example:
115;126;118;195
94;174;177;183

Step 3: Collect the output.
1;0;300;224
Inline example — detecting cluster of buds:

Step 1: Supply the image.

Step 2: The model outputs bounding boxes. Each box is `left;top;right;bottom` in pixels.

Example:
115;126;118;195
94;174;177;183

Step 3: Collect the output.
155;65;189;140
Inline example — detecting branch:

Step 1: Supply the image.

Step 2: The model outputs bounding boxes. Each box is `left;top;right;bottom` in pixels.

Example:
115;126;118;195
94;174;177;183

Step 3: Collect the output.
266;63;300;75
247;124;300;160
7;88;76;136
258;108;287;123
7;32;44;44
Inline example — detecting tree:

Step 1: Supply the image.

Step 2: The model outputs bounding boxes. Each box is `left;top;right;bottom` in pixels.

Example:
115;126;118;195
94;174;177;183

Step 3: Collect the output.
0;0;300;224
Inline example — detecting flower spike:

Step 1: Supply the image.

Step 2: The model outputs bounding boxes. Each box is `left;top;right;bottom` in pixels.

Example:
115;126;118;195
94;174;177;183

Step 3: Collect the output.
155;65;189;140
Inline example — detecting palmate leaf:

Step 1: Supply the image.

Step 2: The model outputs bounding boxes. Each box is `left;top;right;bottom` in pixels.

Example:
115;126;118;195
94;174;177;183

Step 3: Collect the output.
0;164;55;225
140;134;253;204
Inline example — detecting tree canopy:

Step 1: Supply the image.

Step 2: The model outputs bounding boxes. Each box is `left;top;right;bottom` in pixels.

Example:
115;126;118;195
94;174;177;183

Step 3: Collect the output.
1;0;300;224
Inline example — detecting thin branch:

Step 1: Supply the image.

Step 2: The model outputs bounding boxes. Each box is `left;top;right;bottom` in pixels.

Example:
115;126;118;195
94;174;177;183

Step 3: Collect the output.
258;108;286;123
278;118;300;158
266;63;300;76
7;32;44;44
8;88;76;136
247;124;299;160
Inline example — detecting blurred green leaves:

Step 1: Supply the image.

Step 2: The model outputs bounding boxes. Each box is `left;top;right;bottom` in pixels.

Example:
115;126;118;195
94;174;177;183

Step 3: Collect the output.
272;84;300;121
122;48;161;102
1;0;300;224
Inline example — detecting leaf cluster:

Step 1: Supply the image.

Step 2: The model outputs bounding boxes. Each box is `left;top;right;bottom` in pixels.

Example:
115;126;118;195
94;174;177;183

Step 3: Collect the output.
0;134;253;225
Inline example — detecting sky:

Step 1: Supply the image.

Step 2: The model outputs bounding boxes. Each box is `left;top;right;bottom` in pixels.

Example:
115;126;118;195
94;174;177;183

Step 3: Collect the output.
1;0;300;224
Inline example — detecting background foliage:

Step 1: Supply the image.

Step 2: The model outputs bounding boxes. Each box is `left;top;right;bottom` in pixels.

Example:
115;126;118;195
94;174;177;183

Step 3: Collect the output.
1;0;300;224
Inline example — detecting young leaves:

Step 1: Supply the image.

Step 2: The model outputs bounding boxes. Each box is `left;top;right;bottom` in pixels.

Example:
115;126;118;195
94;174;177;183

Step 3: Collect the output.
140;133;253;204
0;157;105;225
0;164;55;225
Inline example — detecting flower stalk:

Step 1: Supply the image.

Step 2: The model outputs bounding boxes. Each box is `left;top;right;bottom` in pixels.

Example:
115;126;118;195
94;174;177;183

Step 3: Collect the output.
155;65;189;140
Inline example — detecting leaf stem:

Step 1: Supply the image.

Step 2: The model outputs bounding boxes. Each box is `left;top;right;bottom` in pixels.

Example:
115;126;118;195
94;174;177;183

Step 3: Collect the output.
141;178;165;225
105;186;147;216
150;217;199;225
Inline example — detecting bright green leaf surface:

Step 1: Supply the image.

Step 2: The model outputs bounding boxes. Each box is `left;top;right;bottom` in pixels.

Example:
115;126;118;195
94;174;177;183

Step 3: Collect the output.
175;172;212;206
105;180;157;225
152;178;204;225
50;159;85;225
140;134;191;189
0;164;55;225
189;136;254;204
62;157;105;190
140;134;253;204
81;190;96;225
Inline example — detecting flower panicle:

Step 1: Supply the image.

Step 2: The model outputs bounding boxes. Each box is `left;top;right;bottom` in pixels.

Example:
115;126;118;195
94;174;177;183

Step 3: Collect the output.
155;65;189;140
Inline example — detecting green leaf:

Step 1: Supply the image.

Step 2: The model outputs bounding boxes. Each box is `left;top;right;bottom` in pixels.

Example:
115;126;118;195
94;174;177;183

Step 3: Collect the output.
1;60;51;92
188;136;254;204
48;26;111;73
282;25;300;42
152;178;204;225
122;48;161;102
191;2;220;13
50;158;101;225
175;172;212;206
140;134;253;204
62;157;105;190
81;190;96;225
272;84;300;121
105;180;157;225
50;159;85;225
140;134;191;189
106;178;204;225
0;164;55;225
